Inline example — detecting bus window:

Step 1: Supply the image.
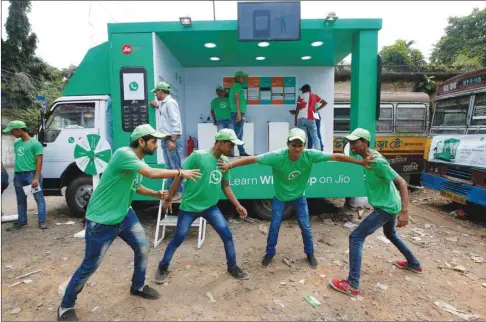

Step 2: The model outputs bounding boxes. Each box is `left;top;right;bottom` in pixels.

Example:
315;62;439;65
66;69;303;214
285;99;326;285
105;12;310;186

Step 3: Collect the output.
376;104;393;132
396;104;427;133
433;96;469;127
471;93;486;127
334;104;350;132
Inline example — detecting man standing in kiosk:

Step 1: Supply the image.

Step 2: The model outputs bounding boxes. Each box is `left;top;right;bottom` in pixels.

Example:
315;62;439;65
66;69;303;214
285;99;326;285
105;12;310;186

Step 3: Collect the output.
229;71;250;156
211;86;233;131
149;82;184;201
57;124;201;321
218;128;371;269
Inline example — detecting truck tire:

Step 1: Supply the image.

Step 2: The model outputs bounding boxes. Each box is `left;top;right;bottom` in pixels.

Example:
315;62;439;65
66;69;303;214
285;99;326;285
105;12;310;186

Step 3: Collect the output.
251;199;294;221
66;176;92;217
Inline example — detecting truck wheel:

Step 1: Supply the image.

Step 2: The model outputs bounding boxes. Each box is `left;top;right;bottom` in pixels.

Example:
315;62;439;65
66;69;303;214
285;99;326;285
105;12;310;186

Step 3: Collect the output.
66;176;92;217
251;199;294;221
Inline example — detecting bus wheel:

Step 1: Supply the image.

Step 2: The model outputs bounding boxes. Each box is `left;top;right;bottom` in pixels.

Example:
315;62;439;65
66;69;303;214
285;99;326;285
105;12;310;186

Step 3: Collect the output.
66;176;92;217
251;199;294;221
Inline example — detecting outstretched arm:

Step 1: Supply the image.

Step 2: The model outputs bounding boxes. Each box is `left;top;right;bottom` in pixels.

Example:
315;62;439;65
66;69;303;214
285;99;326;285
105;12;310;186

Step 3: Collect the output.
138;167;201;181
330;153;372;168
218;156;258;173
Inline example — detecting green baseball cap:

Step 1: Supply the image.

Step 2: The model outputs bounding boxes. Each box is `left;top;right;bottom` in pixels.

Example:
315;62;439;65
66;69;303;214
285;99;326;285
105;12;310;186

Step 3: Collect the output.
288;127;307;143
216;86;224;91
3;120;27;133
234;71;248;78
345;128;371;142
215;128;244;145
130;124;165;142
151;81;170;93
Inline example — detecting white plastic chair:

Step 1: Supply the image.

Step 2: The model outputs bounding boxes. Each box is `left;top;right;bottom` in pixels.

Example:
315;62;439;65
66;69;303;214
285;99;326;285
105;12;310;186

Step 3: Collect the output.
153;179;207;249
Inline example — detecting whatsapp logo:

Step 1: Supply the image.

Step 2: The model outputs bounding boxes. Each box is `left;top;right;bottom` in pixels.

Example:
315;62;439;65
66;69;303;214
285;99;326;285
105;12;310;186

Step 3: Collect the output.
68;137;75;143
288;171;301;180
129;81;139;91
220;102;227;108
209;170;223;184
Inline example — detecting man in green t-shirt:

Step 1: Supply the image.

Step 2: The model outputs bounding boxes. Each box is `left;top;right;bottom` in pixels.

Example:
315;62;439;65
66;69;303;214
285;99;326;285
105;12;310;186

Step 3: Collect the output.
328;128;422;298
229;71;250;156
3;120;47;230
219;128;371;269
211;86;232;131
155;128;250;283
57;124;201;321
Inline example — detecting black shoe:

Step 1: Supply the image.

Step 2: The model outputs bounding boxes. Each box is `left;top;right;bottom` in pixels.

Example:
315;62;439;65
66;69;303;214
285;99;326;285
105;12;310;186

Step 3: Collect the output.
261;254;274;267
227;265;250;280
39;223;48;230
239;152;251;156
307;253;318;269
130;285;160;300
7;222;27;231
57;307;78;321
154;266;169;284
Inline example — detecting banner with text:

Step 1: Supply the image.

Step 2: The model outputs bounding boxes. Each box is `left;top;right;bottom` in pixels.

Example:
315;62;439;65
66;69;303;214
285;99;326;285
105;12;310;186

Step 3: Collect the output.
428;134;486;169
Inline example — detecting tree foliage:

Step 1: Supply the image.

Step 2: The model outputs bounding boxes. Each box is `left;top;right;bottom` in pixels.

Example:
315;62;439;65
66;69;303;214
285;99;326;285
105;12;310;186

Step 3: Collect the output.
1;0;53;108
379;40;426;69
430;8;486;67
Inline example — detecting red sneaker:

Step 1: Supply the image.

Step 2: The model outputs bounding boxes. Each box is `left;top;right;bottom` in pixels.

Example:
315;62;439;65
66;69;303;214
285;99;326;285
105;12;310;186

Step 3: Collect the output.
393;260;423;274
328;278;360;297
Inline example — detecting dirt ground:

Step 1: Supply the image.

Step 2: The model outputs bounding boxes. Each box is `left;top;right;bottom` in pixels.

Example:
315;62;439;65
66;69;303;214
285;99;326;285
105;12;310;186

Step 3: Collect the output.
1;188;486;321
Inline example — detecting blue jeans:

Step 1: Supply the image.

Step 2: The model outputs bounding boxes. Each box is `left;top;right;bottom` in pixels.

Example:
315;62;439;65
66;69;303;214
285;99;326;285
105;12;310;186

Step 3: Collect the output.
216;119;234;131
348;209;421;288
159;205;237;269
1;167;9;194
13;171;46;224
267;197;314;256
61;208;150;308
307;118;323;151
297;118;320;150
161;137;183;193
230;112;247;154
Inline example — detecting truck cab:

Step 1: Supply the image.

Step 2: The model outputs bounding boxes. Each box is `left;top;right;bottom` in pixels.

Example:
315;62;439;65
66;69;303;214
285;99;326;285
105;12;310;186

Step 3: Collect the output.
39;95;112;216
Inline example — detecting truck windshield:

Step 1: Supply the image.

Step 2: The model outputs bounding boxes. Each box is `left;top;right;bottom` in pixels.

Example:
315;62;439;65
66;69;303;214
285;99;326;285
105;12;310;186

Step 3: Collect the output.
43;102;95;143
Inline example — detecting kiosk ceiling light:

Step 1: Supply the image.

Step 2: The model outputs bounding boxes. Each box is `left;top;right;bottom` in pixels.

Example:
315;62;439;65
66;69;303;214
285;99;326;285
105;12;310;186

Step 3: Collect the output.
258;42;270;47
256;56;266;61
210;57;220;61
179;16;192;26
204;43;217;48
311;41;324;47
301;56;312;60
325;12;338;23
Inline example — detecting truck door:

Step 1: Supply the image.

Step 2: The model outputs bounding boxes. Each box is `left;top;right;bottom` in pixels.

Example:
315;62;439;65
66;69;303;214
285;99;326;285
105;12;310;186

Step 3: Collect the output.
42;100;99;180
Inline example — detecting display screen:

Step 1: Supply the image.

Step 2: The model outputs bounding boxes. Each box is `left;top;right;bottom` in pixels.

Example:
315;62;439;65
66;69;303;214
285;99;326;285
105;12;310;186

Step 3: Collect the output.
238;1;301;41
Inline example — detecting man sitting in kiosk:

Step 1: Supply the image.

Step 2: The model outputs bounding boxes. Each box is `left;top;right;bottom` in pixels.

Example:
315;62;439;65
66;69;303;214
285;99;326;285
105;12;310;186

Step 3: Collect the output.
218;128;371;269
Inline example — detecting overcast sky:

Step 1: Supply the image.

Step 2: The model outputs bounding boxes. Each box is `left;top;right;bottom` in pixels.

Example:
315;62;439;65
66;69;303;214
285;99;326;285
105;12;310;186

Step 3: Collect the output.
1;1;484;69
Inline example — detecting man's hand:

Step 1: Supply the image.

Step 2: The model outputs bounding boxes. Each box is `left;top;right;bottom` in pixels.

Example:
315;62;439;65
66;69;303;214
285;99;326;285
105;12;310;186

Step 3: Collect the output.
149;100;159;108
168;140;176;151
218;159;230;173
236;204;248;218
163;198;173;213
31;179;39;189
180;169;201;182
396;209;409;228
155;190;169;200
237;112;242;121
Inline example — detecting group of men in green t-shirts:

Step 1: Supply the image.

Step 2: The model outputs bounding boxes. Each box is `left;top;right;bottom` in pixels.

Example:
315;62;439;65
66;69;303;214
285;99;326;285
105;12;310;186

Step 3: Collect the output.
53;113;422;320
210;71;250;156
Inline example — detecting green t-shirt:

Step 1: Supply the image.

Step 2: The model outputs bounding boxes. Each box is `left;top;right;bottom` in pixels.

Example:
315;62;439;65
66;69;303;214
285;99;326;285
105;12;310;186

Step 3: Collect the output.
211;97;231;121
229;82;247;114
86;147;147;225
180;149;230;212
14;139;43;172
257;149;331;202
364;149;401;215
